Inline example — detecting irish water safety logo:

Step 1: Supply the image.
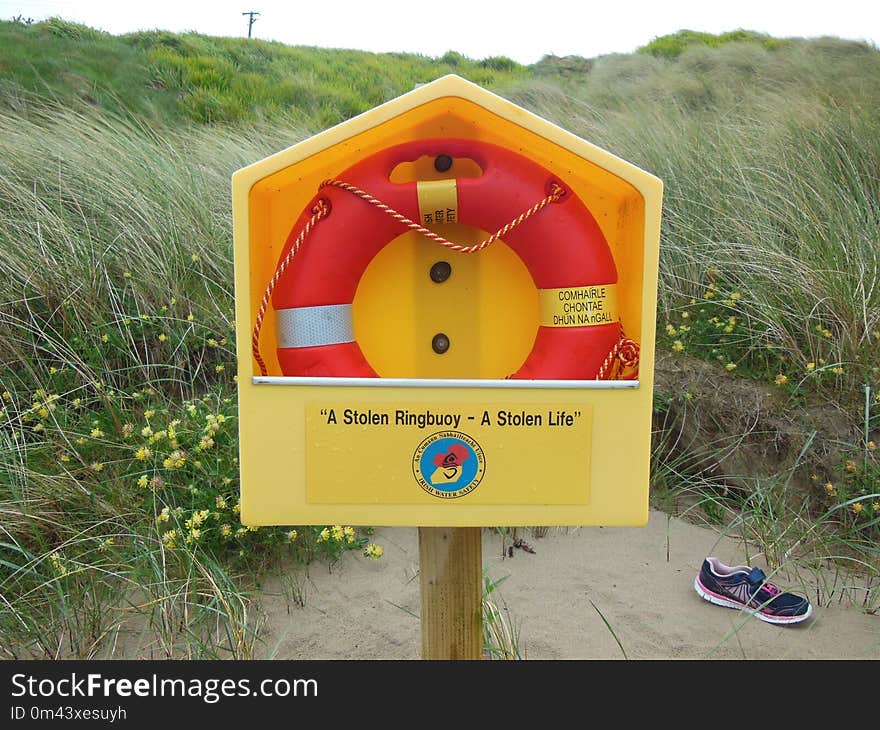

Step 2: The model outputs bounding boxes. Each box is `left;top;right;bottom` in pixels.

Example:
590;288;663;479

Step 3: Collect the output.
412;431;486;499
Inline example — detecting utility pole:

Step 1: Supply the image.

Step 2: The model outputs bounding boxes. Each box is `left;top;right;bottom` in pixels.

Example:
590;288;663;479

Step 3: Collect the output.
242;11;260;39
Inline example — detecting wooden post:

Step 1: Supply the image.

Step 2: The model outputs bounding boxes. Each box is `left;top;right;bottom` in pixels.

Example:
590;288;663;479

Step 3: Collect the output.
418;527;482;660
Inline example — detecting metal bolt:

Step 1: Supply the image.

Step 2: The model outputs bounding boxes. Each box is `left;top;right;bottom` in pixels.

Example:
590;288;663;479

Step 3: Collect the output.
432;333;450;354
434;154;453;172
429;261;452;283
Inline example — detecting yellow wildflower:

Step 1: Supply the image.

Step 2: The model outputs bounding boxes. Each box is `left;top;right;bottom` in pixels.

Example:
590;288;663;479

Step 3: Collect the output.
48;552;68;576
135;446;151;461
363;543;383;560
725;363;737;372
868;441;875;451
824;482;836;496
149;430;167;445
844;460;856;473
90;427;105;438
162;450;186;469
806;362;815;372
287;530;298;542
672;340;684;352
161;530;177;549
852;502;863;515
137;475;149;489
220;524;233;538
157;507;171;523
774;374;788;386
318;527;330;542
158;333;167;342
831;367;844;375
90;462;104;472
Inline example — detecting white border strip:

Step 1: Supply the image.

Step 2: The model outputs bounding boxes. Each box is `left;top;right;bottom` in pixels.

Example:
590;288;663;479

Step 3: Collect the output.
253;376;639;389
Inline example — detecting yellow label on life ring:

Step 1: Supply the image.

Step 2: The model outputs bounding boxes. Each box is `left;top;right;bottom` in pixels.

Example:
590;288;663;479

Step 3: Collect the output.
539;284;619;327
417;179;458;226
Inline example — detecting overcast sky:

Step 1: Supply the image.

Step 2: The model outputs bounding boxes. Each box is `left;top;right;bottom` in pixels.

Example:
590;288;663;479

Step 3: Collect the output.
2;0;877;64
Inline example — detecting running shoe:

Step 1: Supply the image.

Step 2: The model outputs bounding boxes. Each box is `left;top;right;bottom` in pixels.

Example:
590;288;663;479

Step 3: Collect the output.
694;557;813;625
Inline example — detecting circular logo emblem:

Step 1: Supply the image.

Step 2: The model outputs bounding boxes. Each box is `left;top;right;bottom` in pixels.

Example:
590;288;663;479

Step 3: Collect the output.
412;431;486;499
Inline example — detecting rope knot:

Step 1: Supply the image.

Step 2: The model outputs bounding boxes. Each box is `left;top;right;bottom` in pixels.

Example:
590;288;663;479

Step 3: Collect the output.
312;198;331;217
548;181;566;201
617;338;640;369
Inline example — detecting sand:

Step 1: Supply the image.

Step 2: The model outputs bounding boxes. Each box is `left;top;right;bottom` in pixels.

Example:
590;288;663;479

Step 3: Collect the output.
254;509;880;660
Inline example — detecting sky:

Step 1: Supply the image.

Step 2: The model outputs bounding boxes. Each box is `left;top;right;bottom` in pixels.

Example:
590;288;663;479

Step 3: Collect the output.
2;0;878;65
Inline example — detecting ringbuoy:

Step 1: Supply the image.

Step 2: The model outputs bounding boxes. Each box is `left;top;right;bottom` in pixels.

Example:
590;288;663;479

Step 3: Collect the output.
257;138;634;379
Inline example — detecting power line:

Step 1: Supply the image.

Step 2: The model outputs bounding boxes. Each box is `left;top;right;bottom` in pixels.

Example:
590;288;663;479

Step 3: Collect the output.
242;11;260;39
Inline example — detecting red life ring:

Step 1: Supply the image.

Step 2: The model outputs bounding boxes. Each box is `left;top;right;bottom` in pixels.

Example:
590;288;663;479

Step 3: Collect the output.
269;138;624;379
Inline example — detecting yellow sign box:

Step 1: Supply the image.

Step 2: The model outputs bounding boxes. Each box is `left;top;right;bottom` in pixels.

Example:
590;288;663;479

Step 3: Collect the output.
232;75;663;527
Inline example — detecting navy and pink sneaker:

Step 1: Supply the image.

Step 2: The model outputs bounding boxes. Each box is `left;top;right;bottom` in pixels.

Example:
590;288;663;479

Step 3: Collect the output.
694;557;813;625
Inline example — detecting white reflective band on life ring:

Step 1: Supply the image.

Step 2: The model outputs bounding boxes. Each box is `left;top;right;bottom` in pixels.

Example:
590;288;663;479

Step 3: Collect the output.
538;284;619;327
276;304;354;348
